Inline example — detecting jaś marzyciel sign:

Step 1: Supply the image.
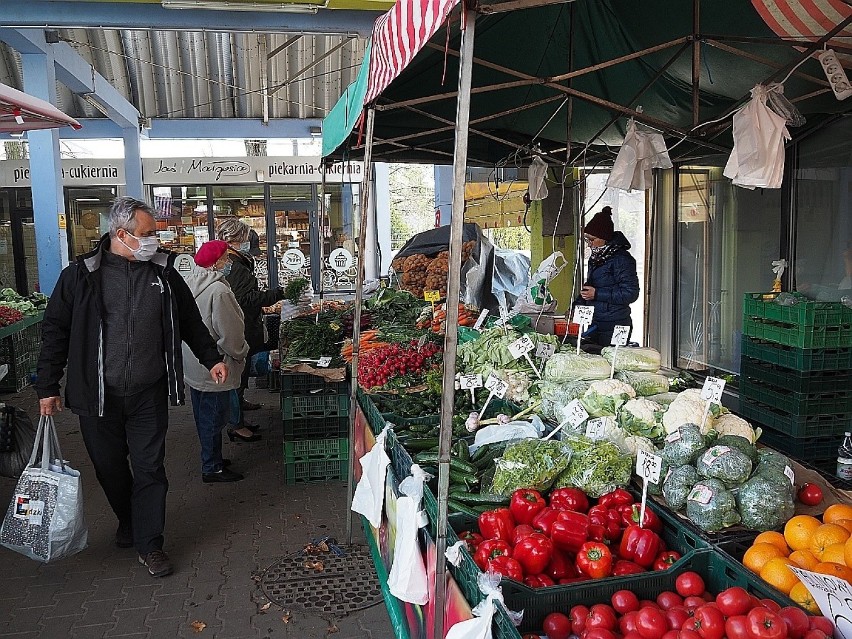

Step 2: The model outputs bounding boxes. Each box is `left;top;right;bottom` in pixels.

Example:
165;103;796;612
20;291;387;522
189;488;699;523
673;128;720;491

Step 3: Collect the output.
142;157;363;184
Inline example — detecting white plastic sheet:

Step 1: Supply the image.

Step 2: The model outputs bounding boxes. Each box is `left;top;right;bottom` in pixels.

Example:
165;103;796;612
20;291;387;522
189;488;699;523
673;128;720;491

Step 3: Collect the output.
527;156;549;201
445;572;523;639
606;119;673;192
350;426;390;529
387;465;430;604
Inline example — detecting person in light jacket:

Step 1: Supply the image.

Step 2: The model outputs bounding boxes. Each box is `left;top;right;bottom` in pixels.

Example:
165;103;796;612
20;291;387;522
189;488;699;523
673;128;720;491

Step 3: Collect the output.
180;241;250;483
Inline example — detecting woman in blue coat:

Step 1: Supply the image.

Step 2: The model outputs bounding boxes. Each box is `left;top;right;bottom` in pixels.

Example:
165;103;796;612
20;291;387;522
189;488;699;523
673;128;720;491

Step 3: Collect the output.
577;206;640;346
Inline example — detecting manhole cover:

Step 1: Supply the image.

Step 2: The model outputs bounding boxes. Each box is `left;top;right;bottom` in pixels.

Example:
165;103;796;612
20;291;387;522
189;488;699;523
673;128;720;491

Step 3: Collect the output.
261;545;383;617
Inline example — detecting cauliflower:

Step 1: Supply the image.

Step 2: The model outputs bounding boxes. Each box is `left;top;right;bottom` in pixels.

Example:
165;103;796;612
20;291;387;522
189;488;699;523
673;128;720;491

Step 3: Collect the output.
662;389;722;435
619;398;664;440
581;379;636;417
623;435;656;458
713;413;760;444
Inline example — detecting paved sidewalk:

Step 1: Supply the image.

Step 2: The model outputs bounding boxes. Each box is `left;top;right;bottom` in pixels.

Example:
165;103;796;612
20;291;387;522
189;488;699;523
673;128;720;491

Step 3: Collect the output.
0;384;392;639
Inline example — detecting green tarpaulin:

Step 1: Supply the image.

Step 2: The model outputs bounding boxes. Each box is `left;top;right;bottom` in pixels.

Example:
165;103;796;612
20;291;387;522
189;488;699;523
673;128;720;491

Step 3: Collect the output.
322;40;372;158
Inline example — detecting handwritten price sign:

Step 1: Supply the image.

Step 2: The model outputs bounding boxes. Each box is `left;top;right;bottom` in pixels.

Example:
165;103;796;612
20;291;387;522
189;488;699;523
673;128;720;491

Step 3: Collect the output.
700;377;726;403
573;306;595;326
424;290;441;303
636;449;663;484
484;373;509;400
317;356;332;368
508;335;536;359
610;325;630;346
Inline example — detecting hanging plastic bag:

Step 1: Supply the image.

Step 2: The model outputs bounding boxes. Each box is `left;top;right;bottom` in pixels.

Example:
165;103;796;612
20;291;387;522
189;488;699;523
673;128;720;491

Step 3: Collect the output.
607;120;673;192
512;251;567;314
351;426;391;528
0;415;88;562
445;572;523;639
387;464;431;604
527;156;549;201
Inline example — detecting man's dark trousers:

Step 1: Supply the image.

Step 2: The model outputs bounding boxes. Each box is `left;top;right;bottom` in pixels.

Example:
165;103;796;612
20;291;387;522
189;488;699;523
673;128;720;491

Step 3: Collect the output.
79;381;169;555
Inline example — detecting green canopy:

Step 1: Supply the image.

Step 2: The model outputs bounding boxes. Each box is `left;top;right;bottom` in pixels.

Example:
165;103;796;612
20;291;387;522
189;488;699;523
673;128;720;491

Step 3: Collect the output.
322;40;372;158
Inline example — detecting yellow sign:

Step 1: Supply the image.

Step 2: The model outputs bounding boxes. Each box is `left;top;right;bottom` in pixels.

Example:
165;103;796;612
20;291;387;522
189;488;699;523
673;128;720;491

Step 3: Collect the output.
424;290;441;302
58;214;66;230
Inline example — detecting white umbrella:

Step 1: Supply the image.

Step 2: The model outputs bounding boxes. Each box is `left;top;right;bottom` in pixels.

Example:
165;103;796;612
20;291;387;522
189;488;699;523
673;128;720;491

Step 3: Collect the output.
0;82;82;133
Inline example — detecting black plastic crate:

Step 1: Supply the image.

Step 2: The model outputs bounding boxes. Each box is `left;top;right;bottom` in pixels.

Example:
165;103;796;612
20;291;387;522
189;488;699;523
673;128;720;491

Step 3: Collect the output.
281;372;349;396
282;414;349;440
741;357;852;394
740;376;852;416
759;427;842;460
0;318;42;393
740;398;852;437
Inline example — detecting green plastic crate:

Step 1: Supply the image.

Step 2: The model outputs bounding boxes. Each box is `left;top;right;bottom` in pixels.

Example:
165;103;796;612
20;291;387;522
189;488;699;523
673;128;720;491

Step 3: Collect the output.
283;437;349;463
283;414;349;440
741;337;852;371
743;292;852;327
740;358;852;393
743;316;852;349
740;377;852;415
758;428;841;460
357;388;387;433
281;392;350;420
0;316;42;393
281;372;349;395
739;398;852;437
284;458;347;483
382;413;441;427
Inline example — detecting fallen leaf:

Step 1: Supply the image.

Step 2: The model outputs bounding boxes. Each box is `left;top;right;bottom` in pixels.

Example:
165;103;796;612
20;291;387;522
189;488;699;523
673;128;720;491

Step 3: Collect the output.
327;623;339;634
282;612;292;624
190;620;206;633
318;541;329;552
259;602;272;612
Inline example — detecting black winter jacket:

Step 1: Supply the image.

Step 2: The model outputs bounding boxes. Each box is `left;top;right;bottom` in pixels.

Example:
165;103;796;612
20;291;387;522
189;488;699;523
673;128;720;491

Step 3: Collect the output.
35;235;223;417
224;249;283;352
577;231;640;325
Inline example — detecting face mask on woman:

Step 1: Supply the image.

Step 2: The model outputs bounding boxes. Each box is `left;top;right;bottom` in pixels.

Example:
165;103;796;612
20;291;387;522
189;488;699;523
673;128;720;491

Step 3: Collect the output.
119;232;159;261
222;262;233;276
239;241;251;253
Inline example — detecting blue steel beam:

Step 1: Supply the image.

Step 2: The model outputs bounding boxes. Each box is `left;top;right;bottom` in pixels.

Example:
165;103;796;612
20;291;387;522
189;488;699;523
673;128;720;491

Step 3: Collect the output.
0;28;141;129
3;2;380;36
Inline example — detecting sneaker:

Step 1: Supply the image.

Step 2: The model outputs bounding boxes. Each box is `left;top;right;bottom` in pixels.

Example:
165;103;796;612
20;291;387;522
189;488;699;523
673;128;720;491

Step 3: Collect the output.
222;458;232;468
115;523;133;549
203;468;245;483
139;550;173;577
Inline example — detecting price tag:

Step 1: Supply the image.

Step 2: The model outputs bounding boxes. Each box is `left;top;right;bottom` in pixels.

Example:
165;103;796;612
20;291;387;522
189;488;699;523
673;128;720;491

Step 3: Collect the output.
585;417;609;440
473;309;489;330
484;373;508;399
494;307;517;328
610;325;630;347
788;566;852;622
459;374;483;390
636;449;663;484
563;399;589;428
317;356;332;368
573;305;595;326
508;335;536;359
688;485;713;505
424;290;441;303
784;465;795;486
665;430;682;444
417;334;428;351
535;342;556;361
700;376;726;403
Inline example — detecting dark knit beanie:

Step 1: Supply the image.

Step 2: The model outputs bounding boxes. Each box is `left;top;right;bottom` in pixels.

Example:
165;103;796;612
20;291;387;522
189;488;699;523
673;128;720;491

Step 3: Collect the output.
584;206;615;241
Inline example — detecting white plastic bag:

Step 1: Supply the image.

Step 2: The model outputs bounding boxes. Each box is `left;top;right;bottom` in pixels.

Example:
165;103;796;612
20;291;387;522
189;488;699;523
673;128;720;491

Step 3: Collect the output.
527;156;549;201
607;119;673;192
387;464;430;604
350;426;390;528
512;252;567;314
470;418;544;454
445;572;523;639
0;416;88;562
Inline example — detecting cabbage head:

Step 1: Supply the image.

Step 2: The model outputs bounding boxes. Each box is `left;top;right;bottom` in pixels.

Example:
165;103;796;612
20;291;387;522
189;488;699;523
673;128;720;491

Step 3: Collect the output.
616;371;671;396
737;475;795;532
544;352;611;382
602;347;662;372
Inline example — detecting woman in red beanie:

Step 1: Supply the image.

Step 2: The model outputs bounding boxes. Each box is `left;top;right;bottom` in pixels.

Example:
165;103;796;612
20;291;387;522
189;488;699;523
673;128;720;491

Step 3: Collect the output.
576;206;640;346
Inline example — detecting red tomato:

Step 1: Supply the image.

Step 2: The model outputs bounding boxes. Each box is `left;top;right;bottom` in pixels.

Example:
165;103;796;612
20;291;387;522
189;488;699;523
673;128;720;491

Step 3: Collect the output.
641;600;661;609
666;607;691;631
759;599;782;613
570;605;589;635
543;612;572;639
726;616;751;639
587;604;618;631
620;611;641;635
679;630;702;639
716;587;754;617
658;592;684;610
613;590;641;614
623;632;645;639
637;607;669;639
702;592;715;602
684;597;706;610
804;630;829;639
676;572;706;598
779;606;810;639
690;605;726;639
798;483;824;506
746;608;786;639
809;617;834;636
586;630;618;639
663;631;680;639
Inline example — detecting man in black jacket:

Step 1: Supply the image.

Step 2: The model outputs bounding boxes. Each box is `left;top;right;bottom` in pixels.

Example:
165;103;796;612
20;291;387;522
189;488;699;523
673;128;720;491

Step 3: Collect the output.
35;196;228;578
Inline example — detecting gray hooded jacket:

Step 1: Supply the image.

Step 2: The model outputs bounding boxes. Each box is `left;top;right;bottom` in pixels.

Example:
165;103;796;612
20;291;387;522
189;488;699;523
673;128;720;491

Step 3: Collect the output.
179;262;249;392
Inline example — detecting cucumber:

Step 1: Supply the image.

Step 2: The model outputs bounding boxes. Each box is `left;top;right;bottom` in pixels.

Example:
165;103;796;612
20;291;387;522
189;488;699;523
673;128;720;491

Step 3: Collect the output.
473;444;505;471
405;437;440;451
447;491;509;507
449;469;479;488
447;499;481;518
454;440;471;462
409;421;435;433
413;452;478;475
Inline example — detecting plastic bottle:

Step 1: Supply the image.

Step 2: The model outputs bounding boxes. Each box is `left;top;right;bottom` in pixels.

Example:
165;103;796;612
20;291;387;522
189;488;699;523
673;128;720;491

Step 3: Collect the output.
837;432;852;481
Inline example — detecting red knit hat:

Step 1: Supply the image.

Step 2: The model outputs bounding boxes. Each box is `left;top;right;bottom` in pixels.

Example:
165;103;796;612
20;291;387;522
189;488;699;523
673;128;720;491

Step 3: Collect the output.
584;206;615;241
194;240;229;268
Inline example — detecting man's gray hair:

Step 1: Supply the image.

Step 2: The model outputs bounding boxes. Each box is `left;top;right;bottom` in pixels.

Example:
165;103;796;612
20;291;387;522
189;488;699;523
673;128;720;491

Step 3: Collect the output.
108;196;155;237
216;218;251;244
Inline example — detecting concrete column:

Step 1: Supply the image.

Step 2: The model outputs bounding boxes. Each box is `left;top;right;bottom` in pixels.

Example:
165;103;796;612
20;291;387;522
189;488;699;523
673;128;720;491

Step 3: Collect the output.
372;162;391;278
122;127;144;199
434;163;453;226
21;51;65;294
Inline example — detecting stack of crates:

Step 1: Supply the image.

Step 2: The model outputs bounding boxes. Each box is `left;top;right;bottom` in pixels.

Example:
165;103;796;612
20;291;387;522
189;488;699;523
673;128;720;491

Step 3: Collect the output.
740;292;852;473
280;372;350;484
0;314;43;393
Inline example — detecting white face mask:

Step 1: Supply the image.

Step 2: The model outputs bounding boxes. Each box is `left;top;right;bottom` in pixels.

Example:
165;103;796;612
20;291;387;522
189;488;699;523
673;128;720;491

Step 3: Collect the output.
119;231;159;261
239;241;252;253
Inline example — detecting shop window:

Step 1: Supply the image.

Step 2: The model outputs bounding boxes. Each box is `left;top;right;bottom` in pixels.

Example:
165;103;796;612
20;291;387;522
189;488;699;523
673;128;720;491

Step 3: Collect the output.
211;185;267;286
319;184;359;291
269;184;313;201
0;192;17;290
66;187;116;258
151;186;209;253
675;166;781;374
794;117;852;299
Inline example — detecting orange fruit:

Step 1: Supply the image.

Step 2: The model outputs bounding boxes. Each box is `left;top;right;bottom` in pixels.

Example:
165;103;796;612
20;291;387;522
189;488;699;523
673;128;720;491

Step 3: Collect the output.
744;543;787;574
843;535;852;567
824;504;852;525
790;582;820;614
789;550;820;570
754;531;790;555
815;561;852;582
759;557;800;595
785;515;823;551
811;523;851;558
834;519;852;534
821;543;847;565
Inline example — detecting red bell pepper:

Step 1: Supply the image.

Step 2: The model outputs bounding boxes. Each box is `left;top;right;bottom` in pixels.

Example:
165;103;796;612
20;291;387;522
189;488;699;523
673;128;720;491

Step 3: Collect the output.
513;532;554;575
620;503;663;533
474;539;512;571
458;530;483;552
524;573;555;588
619;525;664;568
487;555;523;582
550;487;590;513
478;507;515;542
512;524;536;546
551;510;589;553
509;488;547;525
545;549;576;581
588;505;623;543
613;559;646;575
653;550;682;571
575;541;613;579
531;507;560;536
598;488;634;509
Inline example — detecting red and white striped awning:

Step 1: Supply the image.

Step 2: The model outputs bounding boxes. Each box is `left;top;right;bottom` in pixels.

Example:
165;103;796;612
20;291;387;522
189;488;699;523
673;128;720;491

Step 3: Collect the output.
0;82;82;134
752;0;852;64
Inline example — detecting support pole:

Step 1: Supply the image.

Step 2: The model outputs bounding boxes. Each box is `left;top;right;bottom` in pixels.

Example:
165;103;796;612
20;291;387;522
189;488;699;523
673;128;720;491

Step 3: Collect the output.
346;107;375;545
434;9;476;639
691;0;701;127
